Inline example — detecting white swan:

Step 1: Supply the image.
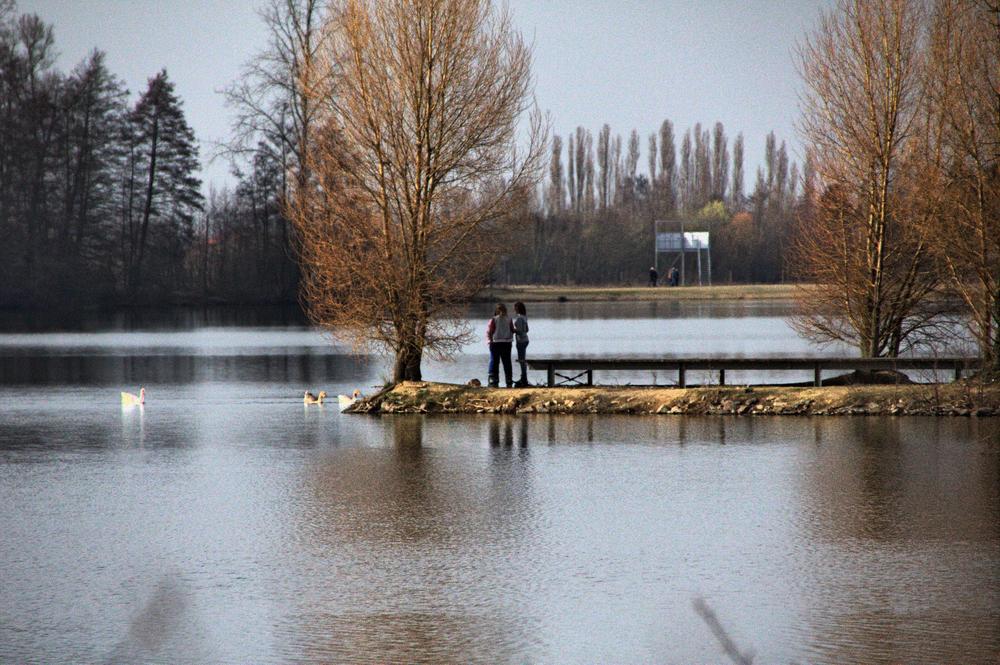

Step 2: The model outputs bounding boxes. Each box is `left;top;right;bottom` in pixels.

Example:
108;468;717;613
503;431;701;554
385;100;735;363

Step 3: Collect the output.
121;387;145;407
338;389;363;410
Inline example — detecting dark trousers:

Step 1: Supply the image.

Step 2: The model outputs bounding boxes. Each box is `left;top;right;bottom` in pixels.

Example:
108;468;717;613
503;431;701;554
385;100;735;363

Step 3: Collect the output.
515;340;529;385
488;341;513;387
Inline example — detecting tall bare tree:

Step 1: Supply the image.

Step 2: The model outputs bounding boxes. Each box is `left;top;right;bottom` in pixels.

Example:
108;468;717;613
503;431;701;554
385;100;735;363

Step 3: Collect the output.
923;0;1000;368
575;126;588;212
793;0;939;357
610;132;622;207
647;132;657;214
711;121;728;203
223;0;328;193
773;140;789;211
566;132;576;212
647;133;657;190
625;128;640;206
731;132;744;209
692;122;709;209
679;129;692;214
547;134;564;215
596;123;611;210
658;119;676;215
292;0;545;381
583;135;595;212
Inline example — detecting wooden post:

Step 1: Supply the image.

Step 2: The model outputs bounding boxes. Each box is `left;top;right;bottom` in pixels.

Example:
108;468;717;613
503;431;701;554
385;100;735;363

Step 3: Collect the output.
547;364;555;387
813;362;822;387
954;362;961;382
586;369;593;386
696;245;703;286
678;362;686;388
719;368;725;386
706;226;712;286
680;218;685;286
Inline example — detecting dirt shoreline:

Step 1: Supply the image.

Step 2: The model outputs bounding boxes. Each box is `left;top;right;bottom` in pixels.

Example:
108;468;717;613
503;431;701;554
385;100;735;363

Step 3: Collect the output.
348;381;1000;416
473;283;799;303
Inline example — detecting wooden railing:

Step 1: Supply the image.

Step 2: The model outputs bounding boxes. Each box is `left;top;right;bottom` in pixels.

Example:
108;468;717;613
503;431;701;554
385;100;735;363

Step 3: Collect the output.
526;356;981;387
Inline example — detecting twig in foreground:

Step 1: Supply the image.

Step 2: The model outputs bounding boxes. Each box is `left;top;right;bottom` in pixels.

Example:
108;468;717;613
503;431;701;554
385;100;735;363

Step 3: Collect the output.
692;597;755;665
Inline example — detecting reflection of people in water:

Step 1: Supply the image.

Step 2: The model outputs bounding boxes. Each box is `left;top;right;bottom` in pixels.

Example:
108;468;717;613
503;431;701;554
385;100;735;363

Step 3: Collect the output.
488;417;530;448
488;418;514;447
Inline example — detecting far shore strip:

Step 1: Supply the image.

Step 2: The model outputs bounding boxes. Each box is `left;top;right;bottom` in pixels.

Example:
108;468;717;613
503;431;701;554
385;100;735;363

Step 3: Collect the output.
474;283;800;302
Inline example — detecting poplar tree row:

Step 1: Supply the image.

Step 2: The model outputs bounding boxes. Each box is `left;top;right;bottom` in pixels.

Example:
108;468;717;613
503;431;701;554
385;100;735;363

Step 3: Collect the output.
504;120;813;284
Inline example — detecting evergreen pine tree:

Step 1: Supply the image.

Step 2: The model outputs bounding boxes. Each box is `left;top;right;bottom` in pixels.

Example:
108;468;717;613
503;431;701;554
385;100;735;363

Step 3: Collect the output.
122;70;202;296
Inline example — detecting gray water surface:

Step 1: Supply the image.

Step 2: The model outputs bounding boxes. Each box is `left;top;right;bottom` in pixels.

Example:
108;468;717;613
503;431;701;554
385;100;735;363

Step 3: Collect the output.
1;302;997;663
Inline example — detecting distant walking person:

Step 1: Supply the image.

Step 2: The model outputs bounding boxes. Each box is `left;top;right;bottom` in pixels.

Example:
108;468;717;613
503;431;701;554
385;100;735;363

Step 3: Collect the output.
487;303;514;388
649;266;658;287
513;301;530;387
670;265;680;287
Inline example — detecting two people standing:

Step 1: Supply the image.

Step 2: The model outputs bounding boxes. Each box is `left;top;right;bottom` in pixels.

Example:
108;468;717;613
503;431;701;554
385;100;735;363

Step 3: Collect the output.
651;265;681;286
487;301;529;387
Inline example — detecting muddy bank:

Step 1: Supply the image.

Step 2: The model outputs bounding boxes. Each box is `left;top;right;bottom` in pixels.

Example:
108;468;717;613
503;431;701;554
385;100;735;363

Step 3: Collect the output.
348;381;1000;416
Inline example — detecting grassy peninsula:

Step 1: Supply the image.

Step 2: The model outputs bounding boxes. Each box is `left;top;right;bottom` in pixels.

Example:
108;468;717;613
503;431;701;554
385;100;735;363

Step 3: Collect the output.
349;381;1000;417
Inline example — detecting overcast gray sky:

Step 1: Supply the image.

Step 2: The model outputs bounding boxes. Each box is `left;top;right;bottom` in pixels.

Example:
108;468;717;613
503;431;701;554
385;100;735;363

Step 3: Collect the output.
18;0;828;191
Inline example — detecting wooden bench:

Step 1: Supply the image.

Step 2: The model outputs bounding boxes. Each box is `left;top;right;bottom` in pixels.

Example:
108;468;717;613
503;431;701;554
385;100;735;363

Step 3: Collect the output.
526;356;981;387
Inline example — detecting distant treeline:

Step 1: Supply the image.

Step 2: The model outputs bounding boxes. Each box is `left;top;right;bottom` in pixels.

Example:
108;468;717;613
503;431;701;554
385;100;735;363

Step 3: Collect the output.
502;122;814;285
0;3;296;309
1;0;810;312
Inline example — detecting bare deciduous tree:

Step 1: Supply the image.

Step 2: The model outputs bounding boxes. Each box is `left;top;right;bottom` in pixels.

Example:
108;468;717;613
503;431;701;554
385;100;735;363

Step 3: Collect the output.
610;132;622;206
625;128;640;207
292;0;545;382
566;132;576;213
731;132;744;210
693;122;710;210
679;129;692;214
922;0;1000;369
597;123;610;210
575;126;588;212
547;135;564;215
222;0;328;192
792;0;941;358
583;132;595;212
659;119;677;215
711;121;729;203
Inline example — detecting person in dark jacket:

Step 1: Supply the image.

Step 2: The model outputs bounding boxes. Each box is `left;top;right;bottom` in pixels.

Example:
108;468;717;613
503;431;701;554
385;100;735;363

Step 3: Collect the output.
649;266;658;287
486;303;514;387
513;301;529;387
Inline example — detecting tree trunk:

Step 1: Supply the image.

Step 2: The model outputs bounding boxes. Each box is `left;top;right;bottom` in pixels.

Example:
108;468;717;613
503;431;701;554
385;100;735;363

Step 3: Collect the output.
991;281;1000;373
131;112;159;296
392;343;423;382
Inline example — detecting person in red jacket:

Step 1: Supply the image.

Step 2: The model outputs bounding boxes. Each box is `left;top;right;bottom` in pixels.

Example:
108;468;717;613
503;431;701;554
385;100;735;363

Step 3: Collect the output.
486;303;515;387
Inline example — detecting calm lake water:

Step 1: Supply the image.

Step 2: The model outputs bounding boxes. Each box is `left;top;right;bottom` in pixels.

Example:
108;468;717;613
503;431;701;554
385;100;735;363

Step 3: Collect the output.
1;302;998;663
